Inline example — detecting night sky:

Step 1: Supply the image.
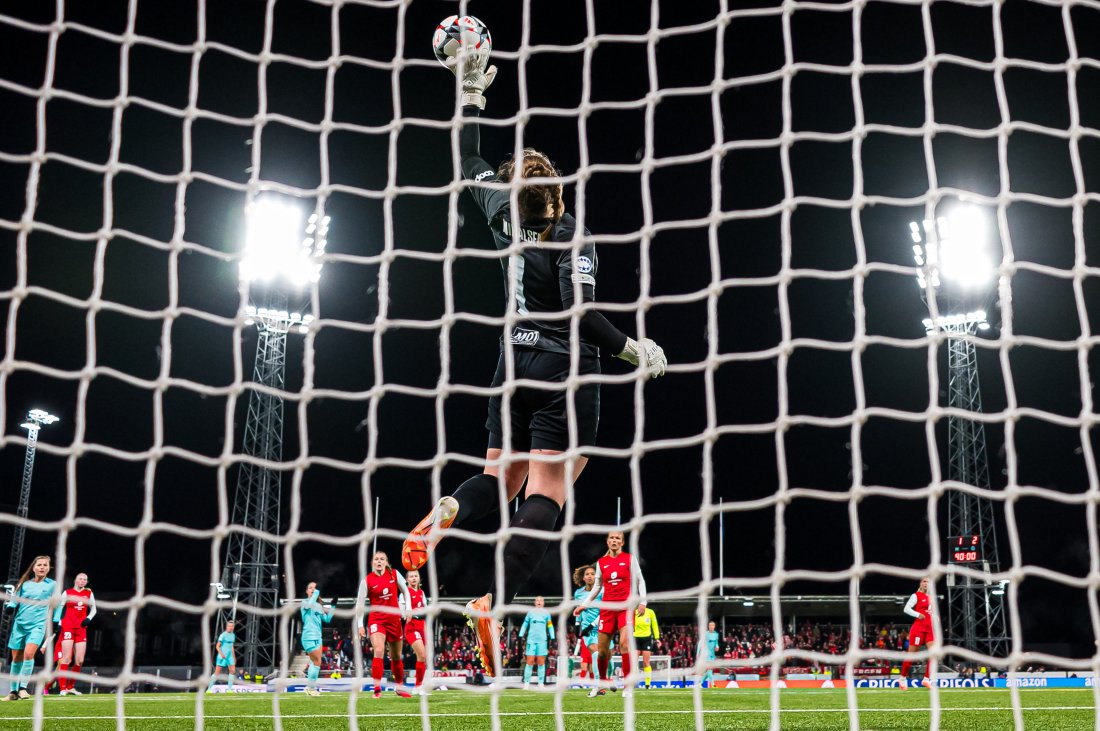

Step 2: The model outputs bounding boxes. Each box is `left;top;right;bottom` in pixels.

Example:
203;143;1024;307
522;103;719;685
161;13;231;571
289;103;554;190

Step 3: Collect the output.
2;0;1100;661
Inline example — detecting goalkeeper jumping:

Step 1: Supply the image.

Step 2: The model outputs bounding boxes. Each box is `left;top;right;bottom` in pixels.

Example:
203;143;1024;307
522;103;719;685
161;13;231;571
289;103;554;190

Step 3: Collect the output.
401;38;668;675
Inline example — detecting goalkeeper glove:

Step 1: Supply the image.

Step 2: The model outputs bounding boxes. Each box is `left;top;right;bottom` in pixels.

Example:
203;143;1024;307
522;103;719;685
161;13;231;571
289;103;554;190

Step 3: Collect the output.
453;47;497;110
80;618;90;628
616;337;667;379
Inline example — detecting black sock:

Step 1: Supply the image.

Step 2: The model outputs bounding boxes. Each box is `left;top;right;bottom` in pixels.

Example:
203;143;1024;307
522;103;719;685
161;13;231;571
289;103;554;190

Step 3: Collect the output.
452;473;500;525
497;495;561;602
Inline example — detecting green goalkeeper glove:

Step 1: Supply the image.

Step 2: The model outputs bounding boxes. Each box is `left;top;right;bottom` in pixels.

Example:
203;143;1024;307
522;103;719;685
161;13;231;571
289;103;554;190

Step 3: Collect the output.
617;337;667;379
454;47;497;110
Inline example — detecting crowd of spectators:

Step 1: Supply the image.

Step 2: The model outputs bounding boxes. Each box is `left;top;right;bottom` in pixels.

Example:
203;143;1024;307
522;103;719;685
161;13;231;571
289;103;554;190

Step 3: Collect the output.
311;620;915;674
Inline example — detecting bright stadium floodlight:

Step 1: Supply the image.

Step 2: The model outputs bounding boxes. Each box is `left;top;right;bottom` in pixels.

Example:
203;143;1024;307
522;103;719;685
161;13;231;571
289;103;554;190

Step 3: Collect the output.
911;203;995;294
238;196;328;287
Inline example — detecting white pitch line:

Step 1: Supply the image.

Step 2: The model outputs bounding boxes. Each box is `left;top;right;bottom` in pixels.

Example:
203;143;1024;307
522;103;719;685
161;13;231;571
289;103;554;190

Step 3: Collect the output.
1;706;1095;721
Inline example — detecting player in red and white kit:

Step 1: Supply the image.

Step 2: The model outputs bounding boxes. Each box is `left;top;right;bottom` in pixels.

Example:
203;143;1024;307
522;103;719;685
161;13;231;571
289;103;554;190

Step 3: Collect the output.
574;531;647;698
401;570;431;694
52;572;96;695
899;576;935;689
355;551;412;699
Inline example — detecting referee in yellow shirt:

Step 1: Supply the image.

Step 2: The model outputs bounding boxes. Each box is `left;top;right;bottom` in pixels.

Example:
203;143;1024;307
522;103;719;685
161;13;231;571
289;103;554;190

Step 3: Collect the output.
633;606;660;689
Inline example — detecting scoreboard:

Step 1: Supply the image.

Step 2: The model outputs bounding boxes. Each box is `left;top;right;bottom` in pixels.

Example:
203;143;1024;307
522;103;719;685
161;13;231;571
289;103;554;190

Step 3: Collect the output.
948;534;983;563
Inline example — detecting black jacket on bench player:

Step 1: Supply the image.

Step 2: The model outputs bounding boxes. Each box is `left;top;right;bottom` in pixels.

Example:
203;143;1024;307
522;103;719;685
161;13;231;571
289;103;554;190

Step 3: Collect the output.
459;105;629;452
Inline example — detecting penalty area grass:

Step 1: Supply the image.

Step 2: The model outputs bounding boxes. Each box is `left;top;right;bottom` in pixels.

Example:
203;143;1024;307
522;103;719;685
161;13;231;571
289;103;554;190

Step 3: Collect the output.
0;688;1095;730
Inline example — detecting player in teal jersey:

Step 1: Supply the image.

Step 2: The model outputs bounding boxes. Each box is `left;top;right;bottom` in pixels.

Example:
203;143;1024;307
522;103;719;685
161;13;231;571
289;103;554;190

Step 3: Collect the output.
300;582;335;696
2;556;56;701
207;620;237;693
519;596;555;689
571;565;601;687
703;620;720;688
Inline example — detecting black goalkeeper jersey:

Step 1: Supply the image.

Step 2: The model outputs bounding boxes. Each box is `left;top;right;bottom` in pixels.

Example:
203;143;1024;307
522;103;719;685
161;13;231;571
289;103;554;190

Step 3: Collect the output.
460;111;601;358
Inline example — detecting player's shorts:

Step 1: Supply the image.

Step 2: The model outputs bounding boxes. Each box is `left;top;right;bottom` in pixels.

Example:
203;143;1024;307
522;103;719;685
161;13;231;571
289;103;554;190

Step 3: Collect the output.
404;625;426;646
486;350;601;452
634;636;654;653
597;609;633;635
908;624;934;648
215;653;235;668
60;626;87;644
367;613;403;642
7;622;45;650
525;641;548;658
302;637;322;654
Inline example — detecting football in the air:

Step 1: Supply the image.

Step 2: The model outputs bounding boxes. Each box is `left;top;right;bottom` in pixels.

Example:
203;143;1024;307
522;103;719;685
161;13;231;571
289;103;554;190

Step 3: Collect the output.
402;543;427;571
432;15;491;67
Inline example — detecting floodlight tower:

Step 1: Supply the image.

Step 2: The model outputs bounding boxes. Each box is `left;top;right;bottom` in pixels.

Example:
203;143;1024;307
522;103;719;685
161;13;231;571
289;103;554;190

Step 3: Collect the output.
1;409;59;648
910;205;1009;659
216;197;326;674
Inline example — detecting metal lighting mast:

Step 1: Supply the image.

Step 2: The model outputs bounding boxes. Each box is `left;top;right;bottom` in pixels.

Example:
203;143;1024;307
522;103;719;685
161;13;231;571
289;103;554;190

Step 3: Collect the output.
910;204;1009;659
216;197;326;674
1;409;59;648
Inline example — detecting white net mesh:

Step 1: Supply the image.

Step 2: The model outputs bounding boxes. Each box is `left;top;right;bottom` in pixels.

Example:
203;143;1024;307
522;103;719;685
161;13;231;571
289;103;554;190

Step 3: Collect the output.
1;0;1099;729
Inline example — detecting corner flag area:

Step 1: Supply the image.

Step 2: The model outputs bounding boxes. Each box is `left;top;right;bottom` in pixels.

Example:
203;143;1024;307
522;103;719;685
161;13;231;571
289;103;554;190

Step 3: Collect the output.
1;689;1094;730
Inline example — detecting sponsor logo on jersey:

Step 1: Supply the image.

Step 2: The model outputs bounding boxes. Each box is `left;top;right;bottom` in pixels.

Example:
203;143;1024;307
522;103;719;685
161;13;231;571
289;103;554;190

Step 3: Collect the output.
475;169;494;182
510;328;540;345
576;256;593;273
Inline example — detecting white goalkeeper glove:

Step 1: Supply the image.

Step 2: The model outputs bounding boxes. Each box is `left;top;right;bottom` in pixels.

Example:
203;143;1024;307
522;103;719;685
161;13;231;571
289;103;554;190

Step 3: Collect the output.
617;337;667;379
453;47;497;110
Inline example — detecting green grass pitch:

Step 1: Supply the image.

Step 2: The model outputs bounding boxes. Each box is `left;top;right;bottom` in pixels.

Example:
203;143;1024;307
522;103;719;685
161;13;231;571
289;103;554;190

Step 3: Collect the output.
1;688;1095;730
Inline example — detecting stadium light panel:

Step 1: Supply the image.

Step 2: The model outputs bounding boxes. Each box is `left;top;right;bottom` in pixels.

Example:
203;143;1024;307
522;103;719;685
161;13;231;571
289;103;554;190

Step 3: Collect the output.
911;204;994;293
239;197;326;286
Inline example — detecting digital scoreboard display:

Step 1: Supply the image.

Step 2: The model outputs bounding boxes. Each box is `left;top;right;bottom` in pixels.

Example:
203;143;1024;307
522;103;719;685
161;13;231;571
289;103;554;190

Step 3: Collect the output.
949;535;983;563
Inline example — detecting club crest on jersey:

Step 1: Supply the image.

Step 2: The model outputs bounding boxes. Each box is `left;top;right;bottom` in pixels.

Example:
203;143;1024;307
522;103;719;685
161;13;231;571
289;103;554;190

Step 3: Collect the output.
576;256;593;273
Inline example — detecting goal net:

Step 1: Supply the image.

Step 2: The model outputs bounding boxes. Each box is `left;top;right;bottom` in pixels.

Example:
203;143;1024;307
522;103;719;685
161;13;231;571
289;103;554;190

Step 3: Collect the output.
0;0;1096;729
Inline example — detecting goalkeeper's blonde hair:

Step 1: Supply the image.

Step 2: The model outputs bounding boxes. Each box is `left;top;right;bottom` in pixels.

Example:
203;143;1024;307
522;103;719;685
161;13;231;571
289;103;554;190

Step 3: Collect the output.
497;148;564;230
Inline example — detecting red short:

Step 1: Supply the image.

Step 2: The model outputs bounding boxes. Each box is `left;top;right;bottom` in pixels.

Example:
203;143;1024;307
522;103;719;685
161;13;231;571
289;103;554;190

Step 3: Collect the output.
579;639;593;664
597;609;634;635
60;626;87;644
367;613;402;642
404;624;426;646
908;624;934;648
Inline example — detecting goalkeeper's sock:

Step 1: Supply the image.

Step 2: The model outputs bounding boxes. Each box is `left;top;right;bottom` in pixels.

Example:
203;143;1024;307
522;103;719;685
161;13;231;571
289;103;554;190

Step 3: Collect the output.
415;662;426;687
901;660;911;678
537;664;545;685
19;659;34;689
226;673;233;690
645;665;652;688
371;658;384;690
452;474;499;525
523;664;532;684
307;662;320;686
207;672;217;691
497;495;560;602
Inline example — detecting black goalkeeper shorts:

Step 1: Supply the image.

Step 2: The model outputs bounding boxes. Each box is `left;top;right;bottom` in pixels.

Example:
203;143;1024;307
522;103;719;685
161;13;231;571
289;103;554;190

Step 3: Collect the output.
486;349;600;453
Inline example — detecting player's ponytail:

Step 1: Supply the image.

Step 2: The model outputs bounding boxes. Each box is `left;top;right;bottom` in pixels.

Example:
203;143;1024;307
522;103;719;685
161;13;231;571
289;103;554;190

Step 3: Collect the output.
497;148;565;229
